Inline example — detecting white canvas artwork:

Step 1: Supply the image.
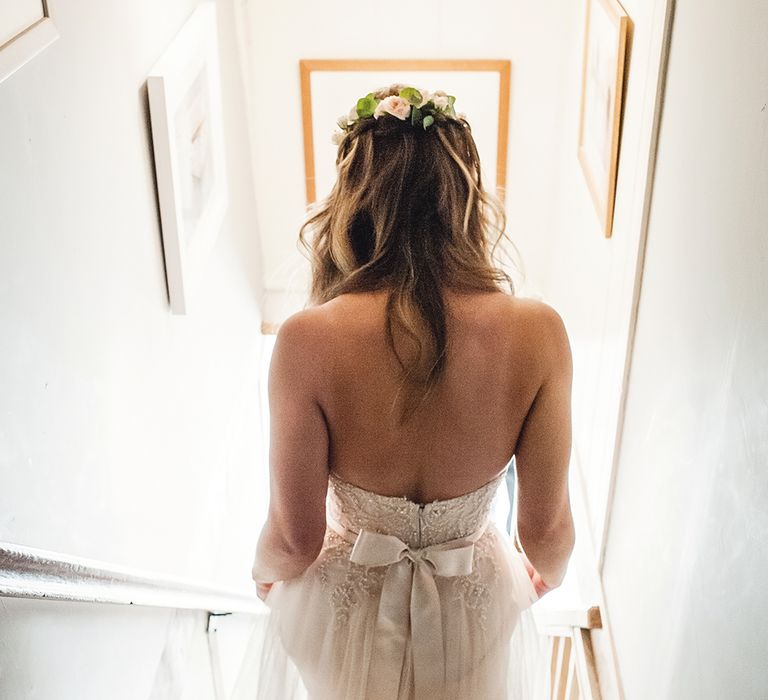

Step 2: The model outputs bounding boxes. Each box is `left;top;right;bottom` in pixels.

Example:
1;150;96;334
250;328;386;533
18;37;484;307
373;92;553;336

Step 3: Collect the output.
174;70;215;252
300;61;511;206
0;0;44;47
0;0;58;84
148;2;228;314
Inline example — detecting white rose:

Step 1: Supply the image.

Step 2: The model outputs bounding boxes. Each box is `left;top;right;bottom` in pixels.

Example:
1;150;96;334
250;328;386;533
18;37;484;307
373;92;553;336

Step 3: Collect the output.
431;90;449;110
373;85;390;100
418;89;432;107
373;95;411;120
331;130;344;145
347;105;359;124
373;83;406;100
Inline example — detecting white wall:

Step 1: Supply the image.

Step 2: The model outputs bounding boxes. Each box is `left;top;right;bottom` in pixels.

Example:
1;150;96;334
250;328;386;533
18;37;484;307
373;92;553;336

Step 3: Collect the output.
601;0;768;697
0;0;266;695
0;0;264;588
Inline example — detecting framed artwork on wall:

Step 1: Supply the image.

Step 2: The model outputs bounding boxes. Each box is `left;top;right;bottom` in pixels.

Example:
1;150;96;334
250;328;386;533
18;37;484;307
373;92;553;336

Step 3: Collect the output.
147;2;228;315
577;0;629;238
0;0;59;84
299;59;511;206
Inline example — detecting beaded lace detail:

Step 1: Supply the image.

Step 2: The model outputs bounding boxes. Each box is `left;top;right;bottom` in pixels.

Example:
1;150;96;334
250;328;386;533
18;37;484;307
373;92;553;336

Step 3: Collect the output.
316;469;507;630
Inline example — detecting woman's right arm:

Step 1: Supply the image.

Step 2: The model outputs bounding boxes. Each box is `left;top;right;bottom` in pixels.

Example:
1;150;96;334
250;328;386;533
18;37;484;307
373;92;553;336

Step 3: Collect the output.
514;303;575;590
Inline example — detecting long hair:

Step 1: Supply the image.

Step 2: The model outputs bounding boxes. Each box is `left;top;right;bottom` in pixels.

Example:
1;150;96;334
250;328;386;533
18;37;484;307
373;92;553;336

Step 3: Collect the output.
298;92;518;424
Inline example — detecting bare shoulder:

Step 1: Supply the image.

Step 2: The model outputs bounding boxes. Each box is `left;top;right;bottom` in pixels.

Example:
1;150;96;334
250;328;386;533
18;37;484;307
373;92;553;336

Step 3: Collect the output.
502;296;572;366
510;296;567;332
277;292;388;353
274;305;332;346
271;306;335;385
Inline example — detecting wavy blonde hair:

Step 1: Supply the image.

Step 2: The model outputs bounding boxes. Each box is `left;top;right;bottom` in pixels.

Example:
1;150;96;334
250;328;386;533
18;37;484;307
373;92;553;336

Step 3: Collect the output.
299;88;518;424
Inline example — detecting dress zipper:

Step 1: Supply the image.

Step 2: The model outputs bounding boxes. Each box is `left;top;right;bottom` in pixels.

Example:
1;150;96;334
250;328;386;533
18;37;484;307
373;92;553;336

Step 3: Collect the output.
418;503;425;547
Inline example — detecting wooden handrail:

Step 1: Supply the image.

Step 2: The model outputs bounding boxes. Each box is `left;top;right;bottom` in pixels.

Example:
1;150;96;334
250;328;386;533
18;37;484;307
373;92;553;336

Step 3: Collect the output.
536;605;602;631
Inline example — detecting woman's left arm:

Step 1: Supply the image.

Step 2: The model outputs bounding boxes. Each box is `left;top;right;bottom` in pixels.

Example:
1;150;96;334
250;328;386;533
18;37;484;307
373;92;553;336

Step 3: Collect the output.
252;309;331;586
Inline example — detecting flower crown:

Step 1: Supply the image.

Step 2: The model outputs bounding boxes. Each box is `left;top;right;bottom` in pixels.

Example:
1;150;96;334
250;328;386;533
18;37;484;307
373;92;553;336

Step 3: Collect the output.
331;83;466;145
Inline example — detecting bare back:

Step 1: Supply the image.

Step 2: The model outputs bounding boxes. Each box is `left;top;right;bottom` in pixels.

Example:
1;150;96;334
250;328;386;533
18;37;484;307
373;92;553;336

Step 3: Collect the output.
316;288;549;503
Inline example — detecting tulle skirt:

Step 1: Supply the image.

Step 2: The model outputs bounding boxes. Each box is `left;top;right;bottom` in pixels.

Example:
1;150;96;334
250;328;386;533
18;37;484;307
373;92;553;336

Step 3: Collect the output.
232;522;550;699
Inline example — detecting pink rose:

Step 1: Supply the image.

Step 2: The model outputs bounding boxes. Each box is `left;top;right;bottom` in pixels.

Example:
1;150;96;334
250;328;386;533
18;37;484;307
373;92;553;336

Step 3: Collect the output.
374;95;411;120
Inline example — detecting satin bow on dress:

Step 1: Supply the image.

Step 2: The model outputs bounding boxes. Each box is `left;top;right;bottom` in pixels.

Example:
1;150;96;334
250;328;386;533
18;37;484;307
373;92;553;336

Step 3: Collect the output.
327;515;489;699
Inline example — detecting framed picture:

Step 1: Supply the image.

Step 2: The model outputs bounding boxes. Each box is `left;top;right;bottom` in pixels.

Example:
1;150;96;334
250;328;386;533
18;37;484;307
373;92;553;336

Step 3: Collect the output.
577;0;629;238
299;59;511;205
147;2;228;315
0;0;59;84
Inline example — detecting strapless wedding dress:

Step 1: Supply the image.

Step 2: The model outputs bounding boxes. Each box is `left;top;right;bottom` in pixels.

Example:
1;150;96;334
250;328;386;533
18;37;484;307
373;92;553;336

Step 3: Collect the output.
234;466;549;699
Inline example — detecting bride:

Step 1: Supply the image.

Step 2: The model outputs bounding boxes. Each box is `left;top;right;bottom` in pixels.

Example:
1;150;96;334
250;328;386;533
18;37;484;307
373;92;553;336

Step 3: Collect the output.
241;83;575;699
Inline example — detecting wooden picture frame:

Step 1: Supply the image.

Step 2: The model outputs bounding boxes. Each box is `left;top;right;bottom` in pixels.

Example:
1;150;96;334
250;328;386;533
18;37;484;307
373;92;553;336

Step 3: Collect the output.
299;59;511;206
577;0;629;238
0;0;59;84
147;2;228;315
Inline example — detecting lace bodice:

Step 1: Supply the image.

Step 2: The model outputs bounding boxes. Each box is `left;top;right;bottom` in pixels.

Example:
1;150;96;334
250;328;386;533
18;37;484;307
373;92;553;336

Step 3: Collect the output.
327;469;507;548
316;469;511;634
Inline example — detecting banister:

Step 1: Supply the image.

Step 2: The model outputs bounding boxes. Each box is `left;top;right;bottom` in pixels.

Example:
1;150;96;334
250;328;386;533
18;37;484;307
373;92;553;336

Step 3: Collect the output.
535;605;602;631
535;605;604;700
0;541;262;615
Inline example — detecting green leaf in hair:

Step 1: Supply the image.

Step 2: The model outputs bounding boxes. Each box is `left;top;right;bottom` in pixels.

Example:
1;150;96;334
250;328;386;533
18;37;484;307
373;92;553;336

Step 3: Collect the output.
423;115;434;130
356;93;378;119
399;87;423;106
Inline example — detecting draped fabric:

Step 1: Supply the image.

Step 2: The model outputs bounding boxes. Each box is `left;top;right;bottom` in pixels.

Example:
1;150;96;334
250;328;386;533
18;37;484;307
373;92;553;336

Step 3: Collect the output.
233;468;550;699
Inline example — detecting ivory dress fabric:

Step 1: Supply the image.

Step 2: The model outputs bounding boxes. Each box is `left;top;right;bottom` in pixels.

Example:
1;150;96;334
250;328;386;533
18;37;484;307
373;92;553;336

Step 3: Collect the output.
235;467;549;699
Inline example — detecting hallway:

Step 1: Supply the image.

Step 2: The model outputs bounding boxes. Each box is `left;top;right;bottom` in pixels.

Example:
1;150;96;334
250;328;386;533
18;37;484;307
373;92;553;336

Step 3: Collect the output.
1;0;766;698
